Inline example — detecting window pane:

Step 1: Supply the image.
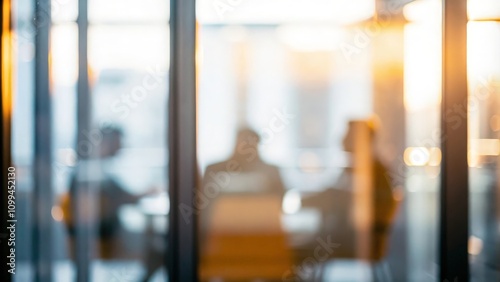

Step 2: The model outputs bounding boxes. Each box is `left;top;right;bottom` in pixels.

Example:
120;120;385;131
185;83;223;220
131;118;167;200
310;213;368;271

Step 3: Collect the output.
51;2;169;281
51;0;78;23
12;0;36;280
51;22;78;281
10;0;171;280
468;20;500;281
197;1;440;281
89;0;169;24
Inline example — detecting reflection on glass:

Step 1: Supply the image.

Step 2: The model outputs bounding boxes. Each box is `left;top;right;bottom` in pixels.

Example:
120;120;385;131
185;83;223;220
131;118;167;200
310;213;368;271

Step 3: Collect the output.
468;19;500;282
403;1;442;280
200;128;291;280
197;1;438;281
10;0;170;281
11;0;36;281
302;120;398;260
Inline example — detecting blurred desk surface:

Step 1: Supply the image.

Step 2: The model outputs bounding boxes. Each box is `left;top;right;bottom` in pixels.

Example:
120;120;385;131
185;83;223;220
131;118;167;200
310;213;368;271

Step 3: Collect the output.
138;192;169;216
123;192;322;245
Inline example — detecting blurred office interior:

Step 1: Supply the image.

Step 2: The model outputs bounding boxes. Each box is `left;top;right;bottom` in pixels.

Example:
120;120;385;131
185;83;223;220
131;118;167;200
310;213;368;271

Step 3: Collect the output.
1;0;500;281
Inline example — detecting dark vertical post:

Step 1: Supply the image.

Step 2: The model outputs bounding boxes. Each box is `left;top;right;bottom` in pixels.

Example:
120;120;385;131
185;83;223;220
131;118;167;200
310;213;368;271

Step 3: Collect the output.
441;0;469;281
32;0;52;281
76;0;91;281
168;0;198;280
1;1;13;281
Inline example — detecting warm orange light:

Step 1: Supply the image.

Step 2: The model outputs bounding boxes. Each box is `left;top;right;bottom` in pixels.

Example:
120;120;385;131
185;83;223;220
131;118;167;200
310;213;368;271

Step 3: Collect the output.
51;205;64;222
403;23;442;112
470;139;500;156
404;0;500;22
2;0;14;120
468;235;483;256
404;147;442;166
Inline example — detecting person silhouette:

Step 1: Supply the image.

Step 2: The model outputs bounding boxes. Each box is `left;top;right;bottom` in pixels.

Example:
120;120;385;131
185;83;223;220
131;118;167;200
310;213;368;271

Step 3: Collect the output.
63;126;157;259
301;118;398;262
199;127;292;281
203;127;285;196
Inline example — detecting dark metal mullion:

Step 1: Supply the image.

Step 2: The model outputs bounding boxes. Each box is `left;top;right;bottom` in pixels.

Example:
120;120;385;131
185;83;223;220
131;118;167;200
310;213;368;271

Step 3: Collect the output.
440;0;469;280
76;0;91;281
168;0;198;280
33;0;52;281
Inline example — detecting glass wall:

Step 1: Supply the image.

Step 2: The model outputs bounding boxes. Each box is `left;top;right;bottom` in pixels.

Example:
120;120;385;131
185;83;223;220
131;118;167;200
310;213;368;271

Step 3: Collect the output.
11;0;36;280
196;1;440;281
6;0;500;281
468;2;500;281
403;1;442;280
10;0;170;281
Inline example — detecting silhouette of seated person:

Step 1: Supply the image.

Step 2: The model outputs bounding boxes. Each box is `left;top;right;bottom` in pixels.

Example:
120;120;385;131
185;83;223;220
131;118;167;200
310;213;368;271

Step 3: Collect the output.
63;126;154;259
301;119;397;261
200;128;293;281
203;128;285;195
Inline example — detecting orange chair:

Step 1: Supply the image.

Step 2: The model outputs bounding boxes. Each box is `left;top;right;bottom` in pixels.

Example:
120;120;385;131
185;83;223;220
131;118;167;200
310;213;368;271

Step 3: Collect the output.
200;194;294;282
